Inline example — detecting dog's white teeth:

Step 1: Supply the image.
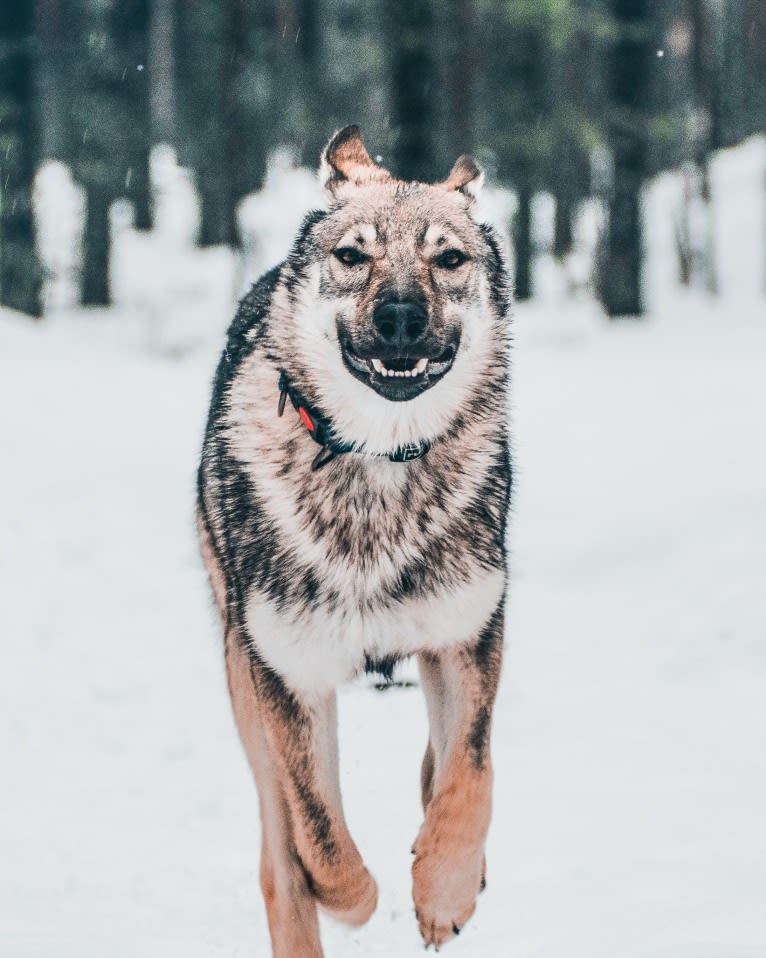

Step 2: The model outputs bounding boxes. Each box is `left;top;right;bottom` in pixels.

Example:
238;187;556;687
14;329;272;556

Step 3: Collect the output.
373;360;425;379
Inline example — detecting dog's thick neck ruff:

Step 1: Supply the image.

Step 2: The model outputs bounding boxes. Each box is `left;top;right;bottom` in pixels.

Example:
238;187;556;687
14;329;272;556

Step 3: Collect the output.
277;370;431;471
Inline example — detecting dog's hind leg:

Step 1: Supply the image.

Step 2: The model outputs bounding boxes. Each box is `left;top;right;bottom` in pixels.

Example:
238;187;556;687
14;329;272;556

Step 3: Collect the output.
412;604;504;949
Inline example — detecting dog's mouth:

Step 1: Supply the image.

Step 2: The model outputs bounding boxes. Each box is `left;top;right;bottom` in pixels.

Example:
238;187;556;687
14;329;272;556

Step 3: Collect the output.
340;341;458;401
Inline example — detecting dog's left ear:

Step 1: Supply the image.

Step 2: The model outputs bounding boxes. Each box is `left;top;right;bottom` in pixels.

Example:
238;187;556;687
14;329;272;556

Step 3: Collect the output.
443;155;484;203
320;125;391;193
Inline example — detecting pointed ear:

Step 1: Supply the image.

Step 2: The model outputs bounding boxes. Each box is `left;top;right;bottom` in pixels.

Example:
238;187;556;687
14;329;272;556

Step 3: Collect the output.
443;155;484;203
320;125;391;193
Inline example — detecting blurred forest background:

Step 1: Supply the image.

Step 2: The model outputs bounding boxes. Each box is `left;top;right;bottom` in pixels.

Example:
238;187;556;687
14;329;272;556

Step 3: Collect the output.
1;0;765;321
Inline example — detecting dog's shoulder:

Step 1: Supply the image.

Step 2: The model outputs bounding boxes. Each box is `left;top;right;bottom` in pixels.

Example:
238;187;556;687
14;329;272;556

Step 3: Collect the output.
204;265;282;434
224;265;282;374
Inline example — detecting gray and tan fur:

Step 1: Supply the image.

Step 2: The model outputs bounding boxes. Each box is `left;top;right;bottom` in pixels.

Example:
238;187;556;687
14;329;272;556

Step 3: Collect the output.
197;126;512;955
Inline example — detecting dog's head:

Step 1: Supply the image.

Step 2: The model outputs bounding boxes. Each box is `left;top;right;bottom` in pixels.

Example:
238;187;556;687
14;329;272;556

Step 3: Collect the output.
273;126;510;454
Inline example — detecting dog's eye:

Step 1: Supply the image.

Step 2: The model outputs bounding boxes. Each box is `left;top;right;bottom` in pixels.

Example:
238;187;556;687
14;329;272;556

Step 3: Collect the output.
435;249;468;271
334;247;368;267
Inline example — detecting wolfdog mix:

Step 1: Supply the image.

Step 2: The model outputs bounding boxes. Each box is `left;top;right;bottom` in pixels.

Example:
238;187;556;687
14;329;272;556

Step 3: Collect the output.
197;126;511;955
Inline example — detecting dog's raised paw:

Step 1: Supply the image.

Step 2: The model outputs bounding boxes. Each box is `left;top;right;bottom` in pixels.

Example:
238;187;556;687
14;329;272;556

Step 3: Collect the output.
412;849;481;948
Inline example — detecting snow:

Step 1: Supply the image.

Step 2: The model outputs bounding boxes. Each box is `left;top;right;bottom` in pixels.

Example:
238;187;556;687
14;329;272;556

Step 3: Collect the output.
2;139;766;957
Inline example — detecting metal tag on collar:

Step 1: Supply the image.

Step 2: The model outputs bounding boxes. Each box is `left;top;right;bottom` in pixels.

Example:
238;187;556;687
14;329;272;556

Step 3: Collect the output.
391;441;429;462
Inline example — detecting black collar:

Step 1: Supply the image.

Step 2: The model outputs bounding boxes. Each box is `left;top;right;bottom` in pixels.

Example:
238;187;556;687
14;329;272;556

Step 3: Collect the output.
277;371;431;471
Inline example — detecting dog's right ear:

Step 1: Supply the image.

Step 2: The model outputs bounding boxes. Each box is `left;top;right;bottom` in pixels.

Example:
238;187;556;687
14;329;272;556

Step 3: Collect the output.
320;125;391;193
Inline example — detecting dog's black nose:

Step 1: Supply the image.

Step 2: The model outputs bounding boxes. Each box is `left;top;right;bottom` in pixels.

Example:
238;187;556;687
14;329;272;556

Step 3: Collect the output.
372;300;428;349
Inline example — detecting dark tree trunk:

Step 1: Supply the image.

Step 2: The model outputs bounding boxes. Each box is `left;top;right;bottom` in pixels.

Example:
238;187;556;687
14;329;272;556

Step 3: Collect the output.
553;192;574;260
35;0;72;163
744;0;766;132
221;0;248;247
197;179;232;248
296;0;324;164
176;0;242;247
82;186;111;306
718;0;744;145
149;0;176;146
603;0;651;318
73;0;117;305
72;0;152;303
115;0;153;230
605;180;643;315
551;22;585;264
514;186;533;302
448;0;477;154
691;0;718;293
175;0;226;245
389;0;437;181
0;0;43;317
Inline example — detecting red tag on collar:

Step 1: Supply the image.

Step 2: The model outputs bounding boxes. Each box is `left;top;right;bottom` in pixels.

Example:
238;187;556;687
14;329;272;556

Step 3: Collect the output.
298;407;315;433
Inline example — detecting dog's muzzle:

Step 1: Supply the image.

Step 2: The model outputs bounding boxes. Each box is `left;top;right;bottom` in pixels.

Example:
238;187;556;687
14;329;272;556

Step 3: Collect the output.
339;302;459;402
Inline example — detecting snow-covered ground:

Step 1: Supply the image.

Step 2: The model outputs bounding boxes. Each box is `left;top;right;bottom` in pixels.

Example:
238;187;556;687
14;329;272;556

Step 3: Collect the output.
2;141;765;957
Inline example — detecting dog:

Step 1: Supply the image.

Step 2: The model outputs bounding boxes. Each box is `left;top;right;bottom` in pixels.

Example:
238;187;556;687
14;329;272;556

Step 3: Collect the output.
197;125;511;956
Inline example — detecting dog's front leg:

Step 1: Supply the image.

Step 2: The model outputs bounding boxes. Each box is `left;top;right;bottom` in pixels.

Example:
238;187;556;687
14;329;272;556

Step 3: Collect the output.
226;639;377;957
413;604;504;949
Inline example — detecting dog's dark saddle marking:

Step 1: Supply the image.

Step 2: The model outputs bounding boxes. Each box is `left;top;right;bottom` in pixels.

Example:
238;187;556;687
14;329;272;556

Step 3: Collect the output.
277;371;431;471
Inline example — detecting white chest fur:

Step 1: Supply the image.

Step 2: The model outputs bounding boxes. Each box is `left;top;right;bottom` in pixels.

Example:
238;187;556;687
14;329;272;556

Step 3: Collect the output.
245;564;505;694
227;351;506;694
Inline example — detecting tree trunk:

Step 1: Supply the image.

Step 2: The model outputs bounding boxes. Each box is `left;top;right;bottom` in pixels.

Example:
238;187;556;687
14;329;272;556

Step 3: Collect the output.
149;0;176;146
115;0;153;230
514;185;533;301
198;174;233;248
176;0;240;247
602;0;650;318
82;186;111;306
0;0;43;317
35;0;71;162
389;0;437;182
691;0;718;294
296;0;324;164
553;192;574;261
448;0;477;154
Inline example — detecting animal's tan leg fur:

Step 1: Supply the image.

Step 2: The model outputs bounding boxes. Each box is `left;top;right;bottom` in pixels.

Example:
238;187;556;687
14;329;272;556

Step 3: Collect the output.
227;641;324;958
226;643;377;935
413;607;503;949
199;510;376;954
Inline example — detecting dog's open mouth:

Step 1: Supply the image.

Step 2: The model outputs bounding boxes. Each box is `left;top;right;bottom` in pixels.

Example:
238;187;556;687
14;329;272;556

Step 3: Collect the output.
341;342;458;401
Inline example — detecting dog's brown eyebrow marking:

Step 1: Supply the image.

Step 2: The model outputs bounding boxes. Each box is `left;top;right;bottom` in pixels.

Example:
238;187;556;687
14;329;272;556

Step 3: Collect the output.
355;234;365;245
